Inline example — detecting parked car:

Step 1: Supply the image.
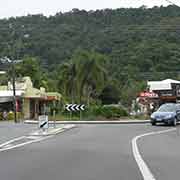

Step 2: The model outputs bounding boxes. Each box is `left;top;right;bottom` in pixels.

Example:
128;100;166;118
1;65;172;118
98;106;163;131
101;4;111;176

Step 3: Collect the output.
150;103;180;126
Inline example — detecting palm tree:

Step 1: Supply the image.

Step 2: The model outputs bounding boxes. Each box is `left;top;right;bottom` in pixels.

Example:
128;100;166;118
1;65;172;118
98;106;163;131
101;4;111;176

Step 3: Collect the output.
73;50;107;106
57;50;108;106
57;62;77;103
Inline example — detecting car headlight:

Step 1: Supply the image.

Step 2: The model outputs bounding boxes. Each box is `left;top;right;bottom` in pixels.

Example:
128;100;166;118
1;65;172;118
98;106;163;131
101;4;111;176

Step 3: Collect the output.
150;114;155;119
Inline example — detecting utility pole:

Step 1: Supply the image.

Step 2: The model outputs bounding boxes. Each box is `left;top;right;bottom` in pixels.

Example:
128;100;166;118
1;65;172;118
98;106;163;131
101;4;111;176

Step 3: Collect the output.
12;61;17;123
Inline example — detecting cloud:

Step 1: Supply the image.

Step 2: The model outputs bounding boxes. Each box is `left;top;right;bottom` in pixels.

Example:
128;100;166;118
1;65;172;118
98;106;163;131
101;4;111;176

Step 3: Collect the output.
0;0;173;18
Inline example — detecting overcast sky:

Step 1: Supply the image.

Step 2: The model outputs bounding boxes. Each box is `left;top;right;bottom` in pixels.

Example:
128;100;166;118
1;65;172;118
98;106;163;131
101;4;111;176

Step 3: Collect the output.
0;0;178;19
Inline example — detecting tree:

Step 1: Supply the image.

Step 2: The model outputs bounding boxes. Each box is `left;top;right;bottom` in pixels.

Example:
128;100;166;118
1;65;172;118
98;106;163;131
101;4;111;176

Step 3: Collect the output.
56;49;108;105
99;85;120;105
15;56;43;88
72;49;107;105
56;62;77;102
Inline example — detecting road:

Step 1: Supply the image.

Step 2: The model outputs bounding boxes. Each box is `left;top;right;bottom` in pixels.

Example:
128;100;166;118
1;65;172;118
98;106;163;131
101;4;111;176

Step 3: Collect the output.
0;121;37;144
0;124;179;180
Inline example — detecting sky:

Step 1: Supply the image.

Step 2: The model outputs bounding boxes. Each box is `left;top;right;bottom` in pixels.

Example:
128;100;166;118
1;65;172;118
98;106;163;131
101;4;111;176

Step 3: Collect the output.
0;0;178;18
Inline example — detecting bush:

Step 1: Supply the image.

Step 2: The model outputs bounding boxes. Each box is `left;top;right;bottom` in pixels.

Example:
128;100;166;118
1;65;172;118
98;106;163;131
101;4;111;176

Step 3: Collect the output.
58;105;128;120
0;112;23;121
92;106;128;119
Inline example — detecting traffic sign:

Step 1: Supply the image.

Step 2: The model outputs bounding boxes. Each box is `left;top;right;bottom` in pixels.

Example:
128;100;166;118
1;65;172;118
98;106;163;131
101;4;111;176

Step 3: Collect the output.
139;91;158;98
65;104;85;111
39;115;48;129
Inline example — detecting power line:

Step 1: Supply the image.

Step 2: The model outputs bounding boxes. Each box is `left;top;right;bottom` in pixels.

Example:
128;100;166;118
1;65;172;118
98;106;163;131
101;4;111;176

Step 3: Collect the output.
164;0;180;7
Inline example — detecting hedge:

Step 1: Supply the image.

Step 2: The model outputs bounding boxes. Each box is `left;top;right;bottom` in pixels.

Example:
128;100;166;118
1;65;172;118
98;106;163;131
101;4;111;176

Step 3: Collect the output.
0;112;23;121
92;106;128;118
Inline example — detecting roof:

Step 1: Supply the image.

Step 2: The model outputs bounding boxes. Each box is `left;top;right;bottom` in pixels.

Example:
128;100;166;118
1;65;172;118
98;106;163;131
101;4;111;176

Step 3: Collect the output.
23;88;46;99
148;79;180;91
161;79;180;84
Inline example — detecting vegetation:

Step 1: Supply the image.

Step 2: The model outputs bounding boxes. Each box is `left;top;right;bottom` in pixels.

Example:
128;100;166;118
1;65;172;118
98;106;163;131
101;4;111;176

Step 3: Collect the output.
50;105;128;121
1;5;180;109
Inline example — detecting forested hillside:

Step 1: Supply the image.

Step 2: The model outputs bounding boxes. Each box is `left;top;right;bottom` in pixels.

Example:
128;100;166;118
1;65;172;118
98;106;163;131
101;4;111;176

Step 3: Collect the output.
1;5;180;106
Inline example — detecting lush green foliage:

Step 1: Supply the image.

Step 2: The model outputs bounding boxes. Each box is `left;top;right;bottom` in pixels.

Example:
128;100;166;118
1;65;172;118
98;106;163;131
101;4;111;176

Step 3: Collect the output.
56;49;107;104
92;106;128;119
99;85;120;105
0;112;23;120
1;6;180;106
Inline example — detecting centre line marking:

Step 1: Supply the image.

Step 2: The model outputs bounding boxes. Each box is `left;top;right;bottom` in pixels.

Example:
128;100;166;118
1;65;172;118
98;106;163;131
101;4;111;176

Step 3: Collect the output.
132;128;176;180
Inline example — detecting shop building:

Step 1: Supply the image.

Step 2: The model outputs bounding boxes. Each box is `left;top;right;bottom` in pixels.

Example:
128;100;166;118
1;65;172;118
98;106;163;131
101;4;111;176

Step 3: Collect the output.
137;79;180;115
0;77;61;120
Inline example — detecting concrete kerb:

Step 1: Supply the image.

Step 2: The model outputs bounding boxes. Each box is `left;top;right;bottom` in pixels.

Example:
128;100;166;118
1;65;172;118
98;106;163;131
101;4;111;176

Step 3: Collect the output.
25;120;150;125
28;124;76;136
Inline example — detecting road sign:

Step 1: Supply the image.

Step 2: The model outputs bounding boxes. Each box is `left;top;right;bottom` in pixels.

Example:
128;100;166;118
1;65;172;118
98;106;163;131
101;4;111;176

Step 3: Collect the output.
65;104;85;111
39;115;48;129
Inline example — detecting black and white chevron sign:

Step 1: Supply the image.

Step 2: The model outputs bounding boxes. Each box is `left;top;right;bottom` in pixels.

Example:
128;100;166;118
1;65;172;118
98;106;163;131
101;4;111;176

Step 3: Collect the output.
65;104;85;111
38;115;48;129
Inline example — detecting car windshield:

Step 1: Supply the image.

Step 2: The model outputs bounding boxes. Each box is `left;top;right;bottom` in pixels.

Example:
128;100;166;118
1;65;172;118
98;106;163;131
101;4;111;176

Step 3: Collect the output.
157;104;176;112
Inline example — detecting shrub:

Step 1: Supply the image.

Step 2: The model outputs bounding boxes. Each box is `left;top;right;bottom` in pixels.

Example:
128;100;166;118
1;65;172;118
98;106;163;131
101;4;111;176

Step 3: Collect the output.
92;105;128;119
5;112;23;121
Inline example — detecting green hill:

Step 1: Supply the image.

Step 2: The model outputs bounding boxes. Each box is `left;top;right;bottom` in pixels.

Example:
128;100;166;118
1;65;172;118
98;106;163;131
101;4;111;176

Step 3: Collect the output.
1;5;180;105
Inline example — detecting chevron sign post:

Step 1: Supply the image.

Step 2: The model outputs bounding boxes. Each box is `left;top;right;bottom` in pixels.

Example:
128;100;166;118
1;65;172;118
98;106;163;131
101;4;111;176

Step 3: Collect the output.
65;104;85;120
65;104;85;112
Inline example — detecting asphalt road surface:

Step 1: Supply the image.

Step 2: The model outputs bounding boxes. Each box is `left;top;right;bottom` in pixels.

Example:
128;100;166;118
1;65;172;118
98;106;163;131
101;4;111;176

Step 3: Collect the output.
0;122;37;144
0;124;179;180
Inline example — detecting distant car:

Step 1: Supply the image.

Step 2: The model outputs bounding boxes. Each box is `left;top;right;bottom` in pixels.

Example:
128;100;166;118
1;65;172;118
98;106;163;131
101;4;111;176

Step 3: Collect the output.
150;103;180;126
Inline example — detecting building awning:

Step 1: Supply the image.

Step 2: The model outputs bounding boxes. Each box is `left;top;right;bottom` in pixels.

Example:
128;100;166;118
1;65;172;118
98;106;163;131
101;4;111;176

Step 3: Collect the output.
0;97;12;103
0;90;24;103
46;92;62;101
0;90;24;97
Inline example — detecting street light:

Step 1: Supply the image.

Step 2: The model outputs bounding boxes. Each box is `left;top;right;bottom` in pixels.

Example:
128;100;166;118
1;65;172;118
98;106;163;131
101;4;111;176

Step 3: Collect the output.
0;57;22;123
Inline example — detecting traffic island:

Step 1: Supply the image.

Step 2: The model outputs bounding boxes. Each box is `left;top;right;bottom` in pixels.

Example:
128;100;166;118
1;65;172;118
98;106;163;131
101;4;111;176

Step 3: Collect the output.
28;124;76;136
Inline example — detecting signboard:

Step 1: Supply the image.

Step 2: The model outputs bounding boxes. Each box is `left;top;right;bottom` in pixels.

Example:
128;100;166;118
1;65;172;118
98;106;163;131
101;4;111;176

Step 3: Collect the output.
65;104;85;111
38;115;48;129
139;92;158;98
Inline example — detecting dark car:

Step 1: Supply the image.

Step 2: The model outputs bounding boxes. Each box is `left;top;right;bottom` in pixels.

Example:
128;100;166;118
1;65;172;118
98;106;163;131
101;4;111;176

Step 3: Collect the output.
150;103;180;126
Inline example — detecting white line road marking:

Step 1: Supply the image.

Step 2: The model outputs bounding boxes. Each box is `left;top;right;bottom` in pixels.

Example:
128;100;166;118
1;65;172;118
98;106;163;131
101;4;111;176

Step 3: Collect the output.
0;126;74;152
0;136;52;152
0;136;26;148
132;128;176;180
26;136;41;140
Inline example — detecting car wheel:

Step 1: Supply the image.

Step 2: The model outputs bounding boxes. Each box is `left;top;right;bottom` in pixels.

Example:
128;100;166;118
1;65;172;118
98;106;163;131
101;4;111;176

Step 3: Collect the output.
151;121;156;126
172;118;177;126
